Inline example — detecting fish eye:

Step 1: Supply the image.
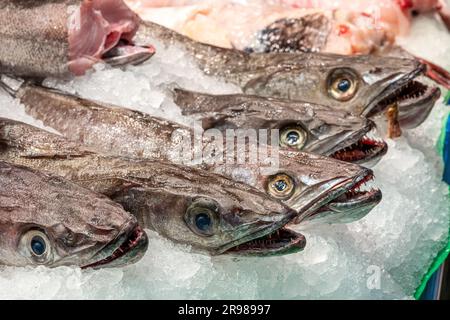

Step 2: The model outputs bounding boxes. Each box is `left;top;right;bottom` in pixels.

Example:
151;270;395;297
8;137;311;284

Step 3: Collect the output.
327;68;359;101
31;235;47;256
267;174;295;200
280;126;307;150
185;199;219;237
20;230;52;263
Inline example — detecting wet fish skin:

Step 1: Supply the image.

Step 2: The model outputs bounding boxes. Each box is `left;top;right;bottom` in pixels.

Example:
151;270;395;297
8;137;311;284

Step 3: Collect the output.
0;0;71;78
14;82;377;162
134;21;425;117
0;119;311;256
3;82;381;224
172;88;381;159
0;160;148;268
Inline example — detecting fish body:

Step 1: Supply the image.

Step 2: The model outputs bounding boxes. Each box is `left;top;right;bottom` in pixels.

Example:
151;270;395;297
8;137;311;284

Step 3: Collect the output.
0;0;154;78
0;81;382;224
133;21;437;125
0;118;380;254
0;160;148;268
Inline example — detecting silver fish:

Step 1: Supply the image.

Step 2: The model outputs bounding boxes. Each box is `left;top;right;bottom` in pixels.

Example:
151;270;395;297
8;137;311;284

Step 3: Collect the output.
0;160;148;268
172;88;387;165
0;82;382;225
133;20;437;126
0;119;380;255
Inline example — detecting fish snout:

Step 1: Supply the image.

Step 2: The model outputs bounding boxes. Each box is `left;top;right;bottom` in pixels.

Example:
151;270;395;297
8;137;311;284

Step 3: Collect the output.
82;224;148;269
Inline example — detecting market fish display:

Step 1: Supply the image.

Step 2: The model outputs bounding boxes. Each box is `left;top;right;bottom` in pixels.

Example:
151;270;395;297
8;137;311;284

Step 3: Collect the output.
0;81;382;224
0;161;148;268
133;21;440;127
172;89;387;165
0;80;384;165
0;0;155;78
0;119;379;254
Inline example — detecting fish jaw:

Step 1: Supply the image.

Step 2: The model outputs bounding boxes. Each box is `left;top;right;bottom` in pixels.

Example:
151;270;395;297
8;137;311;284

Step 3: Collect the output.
398;84;441;129
304;189;382;225
305;116;387;165
290;168;381;225
102;42;156;67
81;225;148;269
215;208;307;257
224;227;307;257
362;60;428;118
327;123;388;166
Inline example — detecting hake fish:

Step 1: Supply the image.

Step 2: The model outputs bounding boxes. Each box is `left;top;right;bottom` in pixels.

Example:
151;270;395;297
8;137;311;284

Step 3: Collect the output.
0;160;148;268
172;88;387;165
0;119;379;255
0;0;155;78
0;81;382;224
132;20;440;127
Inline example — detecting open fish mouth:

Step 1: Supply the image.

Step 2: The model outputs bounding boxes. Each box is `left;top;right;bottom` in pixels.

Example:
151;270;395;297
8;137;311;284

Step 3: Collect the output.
82;225;148;269
330;129;388;165
307;171;381;224
226;227;307;256
363;62;438;119
397;81;441;129
369;80;440;119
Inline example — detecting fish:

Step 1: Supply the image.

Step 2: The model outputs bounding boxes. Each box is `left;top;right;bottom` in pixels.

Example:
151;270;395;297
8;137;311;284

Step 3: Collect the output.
0;119;379;254
126;0;450;89
132;20;440;128
0;81;382;225
0;160;148;268
0;0;155;79
172;88;388;165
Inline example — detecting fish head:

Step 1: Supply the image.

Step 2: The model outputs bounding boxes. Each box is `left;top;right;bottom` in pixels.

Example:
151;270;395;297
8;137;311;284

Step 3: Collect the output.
246;53;429;119
256;151;382;225
0;162;148;268
265;104;388;166
113;163;305;257
173;89;387;165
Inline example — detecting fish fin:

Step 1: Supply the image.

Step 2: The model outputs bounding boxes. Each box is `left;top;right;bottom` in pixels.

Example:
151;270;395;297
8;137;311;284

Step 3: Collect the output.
0;118;94;159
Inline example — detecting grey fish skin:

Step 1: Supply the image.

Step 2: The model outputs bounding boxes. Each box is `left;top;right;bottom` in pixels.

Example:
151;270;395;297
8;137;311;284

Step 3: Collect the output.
172;88;388;165
0;160;148;268
0;0;154;78
0;119;382;253
2;83;382;224
134;21;426;119
245;17;444;128
0;119;311;256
